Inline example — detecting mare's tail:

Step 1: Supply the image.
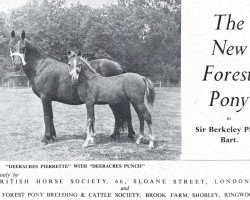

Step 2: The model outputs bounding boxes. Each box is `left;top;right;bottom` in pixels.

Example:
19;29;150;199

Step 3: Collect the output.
143;77;156;106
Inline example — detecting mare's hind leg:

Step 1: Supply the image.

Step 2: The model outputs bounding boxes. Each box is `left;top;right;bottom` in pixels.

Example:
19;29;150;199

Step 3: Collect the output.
83;101;95;148
109;102;135;140
133;103;154;149
124;102;136;140
109;105;121;140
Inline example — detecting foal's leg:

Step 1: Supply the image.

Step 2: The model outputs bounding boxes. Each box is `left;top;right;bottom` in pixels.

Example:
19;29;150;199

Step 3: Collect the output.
83;101;95;148
142;105;154;149
147;120;154;149
132;104;145;145
40;94;56;144
136;116;145;145
133;102;154;149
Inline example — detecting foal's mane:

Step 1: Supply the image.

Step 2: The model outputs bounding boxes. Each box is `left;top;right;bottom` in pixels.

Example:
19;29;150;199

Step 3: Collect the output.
79;56;98;75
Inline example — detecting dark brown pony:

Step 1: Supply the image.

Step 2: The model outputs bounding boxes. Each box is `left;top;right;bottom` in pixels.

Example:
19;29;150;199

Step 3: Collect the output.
9;30;135;144
68;51;156;149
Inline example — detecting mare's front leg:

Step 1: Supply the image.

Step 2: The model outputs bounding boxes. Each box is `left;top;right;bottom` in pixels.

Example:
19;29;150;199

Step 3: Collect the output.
83;101;95;148
40;94;56;144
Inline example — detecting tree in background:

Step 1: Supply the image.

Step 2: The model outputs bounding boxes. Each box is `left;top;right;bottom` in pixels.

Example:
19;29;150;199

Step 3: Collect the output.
0;0;181;86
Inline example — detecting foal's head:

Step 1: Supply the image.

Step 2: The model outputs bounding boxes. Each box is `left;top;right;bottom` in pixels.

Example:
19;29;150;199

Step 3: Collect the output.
67;50;97;82
9;30;27;71
67;50;82;83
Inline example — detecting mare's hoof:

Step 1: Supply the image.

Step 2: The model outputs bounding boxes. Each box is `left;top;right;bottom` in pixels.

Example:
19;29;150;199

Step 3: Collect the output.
110;133;120;140
128;134;135;141
129;131;136;137
153;141;158;148
41;136;55;145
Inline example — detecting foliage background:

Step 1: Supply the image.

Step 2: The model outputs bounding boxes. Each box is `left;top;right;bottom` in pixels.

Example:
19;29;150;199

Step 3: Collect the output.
0;0;181;85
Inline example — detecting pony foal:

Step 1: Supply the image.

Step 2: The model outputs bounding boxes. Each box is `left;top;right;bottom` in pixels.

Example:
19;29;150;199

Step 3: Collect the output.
67;51;156;149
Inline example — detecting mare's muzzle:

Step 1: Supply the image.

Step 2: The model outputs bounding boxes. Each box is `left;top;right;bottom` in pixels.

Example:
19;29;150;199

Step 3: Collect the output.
10;51;26;71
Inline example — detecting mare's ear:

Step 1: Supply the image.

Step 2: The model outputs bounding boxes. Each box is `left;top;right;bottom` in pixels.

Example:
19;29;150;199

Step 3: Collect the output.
77;51;82;57
11;30;15;38
21;31;26;40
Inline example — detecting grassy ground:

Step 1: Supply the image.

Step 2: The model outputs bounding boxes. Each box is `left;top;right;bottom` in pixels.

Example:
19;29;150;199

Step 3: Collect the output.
0;87;181;160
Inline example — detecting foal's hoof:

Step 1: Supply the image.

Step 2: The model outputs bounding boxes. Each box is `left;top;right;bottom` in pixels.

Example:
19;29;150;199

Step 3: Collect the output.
41;136;55;145
82;139;95;148
148;141;157;150
148;144;155;150
148;146;155;150
82;142;95;148
136;141;142;145
82;143;89;148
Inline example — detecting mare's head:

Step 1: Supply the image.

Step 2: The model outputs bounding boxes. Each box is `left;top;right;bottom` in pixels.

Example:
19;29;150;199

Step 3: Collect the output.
67;50;82;83
9;30;27;71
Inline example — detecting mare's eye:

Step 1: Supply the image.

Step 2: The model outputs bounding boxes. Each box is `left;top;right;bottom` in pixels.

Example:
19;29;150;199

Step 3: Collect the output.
68;64;71;67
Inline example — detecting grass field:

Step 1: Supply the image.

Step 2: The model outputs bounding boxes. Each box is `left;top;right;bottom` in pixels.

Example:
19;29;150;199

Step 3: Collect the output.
0;87;181;160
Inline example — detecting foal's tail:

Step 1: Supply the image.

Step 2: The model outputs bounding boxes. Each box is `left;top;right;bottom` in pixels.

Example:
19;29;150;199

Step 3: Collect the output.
143;77;156;106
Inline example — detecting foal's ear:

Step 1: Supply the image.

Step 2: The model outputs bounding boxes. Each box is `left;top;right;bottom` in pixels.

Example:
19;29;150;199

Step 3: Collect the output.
11;30;15;38
67;50;71;56
21;31;26;40
77;51;82;57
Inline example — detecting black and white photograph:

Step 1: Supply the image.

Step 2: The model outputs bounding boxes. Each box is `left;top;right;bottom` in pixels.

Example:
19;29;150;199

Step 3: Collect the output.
0;0;181;161
3;0;250;199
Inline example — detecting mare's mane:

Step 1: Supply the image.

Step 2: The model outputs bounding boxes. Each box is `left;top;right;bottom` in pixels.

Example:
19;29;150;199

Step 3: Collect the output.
26;40;62;62
79;56;99;75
